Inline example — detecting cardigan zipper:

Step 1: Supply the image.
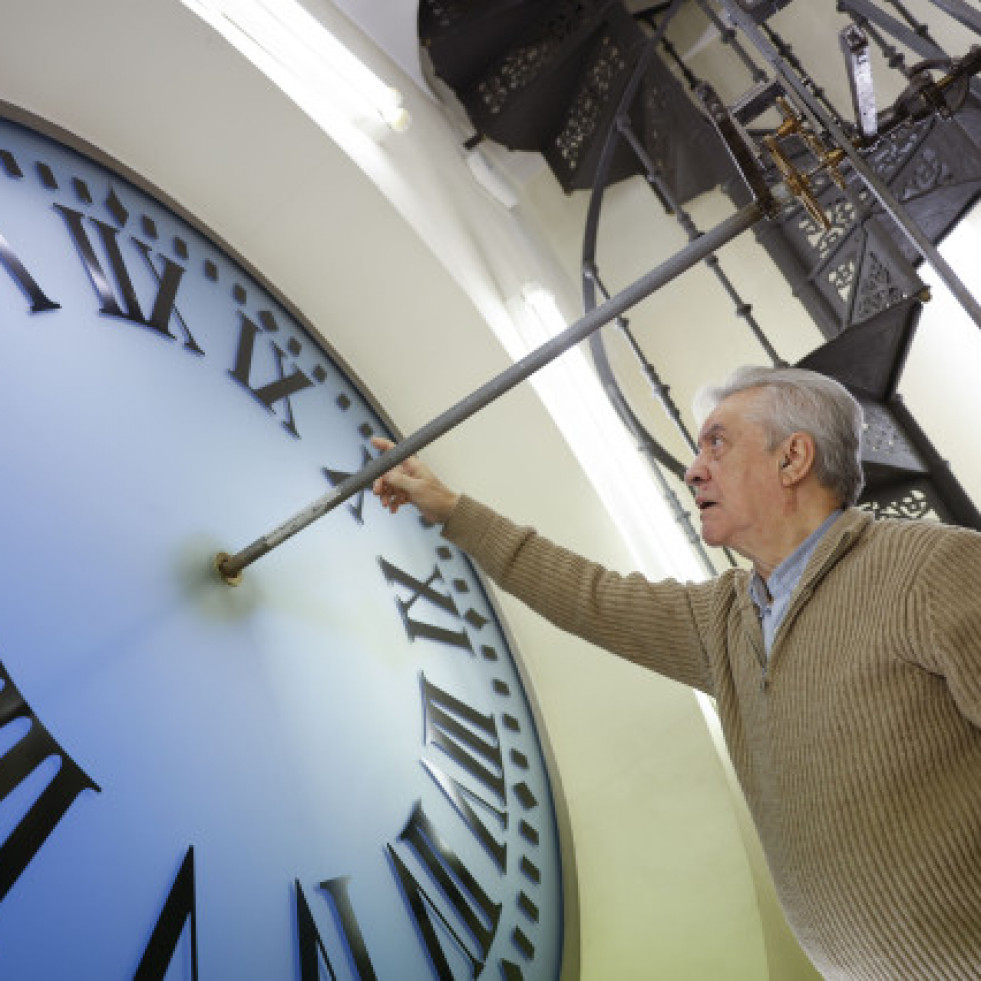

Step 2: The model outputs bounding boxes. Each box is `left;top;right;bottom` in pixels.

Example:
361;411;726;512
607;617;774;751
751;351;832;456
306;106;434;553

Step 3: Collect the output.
757;528;858;693
749;627;769;691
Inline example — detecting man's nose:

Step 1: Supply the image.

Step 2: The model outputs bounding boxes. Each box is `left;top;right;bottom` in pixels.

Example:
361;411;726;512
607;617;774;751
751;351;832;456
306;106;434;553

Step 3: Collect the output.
684;457;705;488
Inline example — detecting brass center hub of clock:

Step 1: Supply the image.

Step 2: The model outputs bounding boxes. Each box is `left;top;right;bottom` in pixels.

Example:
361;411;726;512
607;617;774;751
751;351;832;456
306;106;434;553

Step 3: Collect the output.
213;551;243;587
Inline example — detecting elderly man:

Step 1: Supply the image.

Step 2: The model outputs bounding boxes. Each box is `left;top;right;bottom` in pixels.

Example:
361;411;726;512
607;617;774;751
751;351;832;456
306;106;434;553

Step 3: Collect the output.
372;366;981;980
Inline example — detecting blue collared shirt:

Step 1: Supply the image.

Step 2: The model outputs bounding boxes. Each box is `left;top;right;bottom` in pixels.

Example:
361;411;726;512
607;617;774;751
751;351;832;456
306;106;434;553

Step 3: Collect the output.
749;510;841;658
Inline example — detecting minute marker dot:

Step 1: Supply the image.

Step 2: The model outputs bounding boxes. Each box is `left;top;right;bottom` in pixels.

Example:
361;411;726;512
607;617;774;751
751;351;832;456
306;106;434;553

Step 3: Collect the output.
1;150;23;179
36;162;57;190
105;187;128;227
513;782;538;810
518;891;540;922
465;609;488;630
73;177;92;203
512;927;535;961
519;820;539;845
519;856;541;885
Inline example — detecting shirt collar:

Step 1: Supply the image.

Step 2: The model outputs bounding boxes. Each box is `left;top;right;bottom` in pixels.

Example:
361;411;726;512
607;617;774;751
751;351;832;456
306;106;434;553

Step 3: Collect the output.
750;509;842;612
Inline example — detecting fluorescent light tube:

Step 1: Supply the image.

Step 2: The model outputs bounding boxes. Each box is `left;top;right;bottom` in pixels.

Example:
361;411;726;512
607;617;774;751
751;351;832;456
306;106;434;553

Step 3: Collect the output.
181;0;410;135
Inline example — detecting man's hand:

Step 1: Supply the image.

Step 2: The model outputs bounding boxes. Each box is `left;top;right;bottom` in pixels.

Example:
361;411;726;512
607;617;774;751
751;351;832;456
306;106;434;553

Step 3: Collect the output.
370;437;460;524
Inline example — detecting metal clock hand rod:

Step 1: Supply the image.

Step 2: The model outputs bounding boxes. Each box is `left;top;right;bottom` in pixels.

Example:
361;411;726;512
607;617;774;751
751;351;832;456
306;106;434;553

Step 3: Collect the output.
214;199;765;585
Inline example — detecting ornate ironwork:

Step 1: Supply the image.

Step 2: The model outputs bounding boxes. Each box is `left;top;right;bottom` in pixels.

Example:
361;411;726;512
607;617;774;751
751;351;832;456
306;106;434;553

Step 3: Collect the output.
860;481;946;521
853;249;906;320
420;0;472;32
552;35;630;171
732;89;981;339
475;0;610;117
859;401;925;471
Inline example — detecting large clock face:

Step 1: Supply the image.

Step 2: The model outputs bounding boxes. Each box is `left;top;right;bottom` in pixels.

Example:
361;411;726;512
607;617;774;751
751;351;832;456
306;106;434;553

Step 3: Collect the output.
0;114;565;978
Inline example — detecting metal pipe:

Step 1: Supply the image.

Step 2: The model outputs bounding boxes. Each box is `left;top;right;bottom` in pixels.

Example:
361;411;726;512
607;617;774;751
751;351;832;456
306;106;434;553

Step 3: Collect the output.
215;200;766;583
923;0;981;37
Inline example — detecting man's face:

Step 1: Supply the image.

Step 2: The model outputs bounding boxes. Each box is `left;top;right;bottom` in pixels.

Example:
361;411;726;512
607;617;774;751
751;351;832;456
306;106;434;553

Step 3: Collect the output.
684;389;787;556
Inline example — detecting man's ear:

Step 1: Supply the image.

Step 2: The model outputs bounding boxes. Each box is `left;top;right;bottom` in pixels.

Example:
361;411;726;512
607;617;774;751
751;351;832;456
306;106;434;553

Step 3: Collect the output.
778;432;815;485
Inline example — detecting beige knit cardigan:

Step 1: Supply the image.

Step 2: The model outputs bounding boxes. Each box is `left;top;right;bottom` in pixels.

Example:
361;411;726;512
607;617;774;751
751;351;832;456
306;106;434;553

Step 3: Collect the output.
444;498;981;980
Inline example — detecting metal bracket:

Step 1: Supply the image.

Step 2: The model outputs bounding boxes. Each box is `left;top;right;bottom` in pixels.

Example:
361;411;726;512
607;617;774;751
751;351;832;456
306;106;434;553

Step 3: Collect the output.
695;82;781;216
841;24;878;141
697;82;847;230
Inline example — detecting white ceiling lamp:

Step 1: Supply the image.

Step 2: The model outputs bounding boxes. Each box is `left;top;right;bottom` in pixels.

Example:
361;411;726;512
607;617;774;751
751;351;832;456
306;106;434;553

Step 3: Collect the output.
517;283;567;343
180;0;410;137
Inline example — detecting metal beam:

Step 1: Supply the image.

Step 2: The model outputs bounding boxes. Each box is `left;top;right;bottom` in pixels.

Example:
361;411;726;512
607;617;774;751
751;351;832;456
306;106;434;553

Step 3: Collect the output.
215;200;766;583
924;0;981;37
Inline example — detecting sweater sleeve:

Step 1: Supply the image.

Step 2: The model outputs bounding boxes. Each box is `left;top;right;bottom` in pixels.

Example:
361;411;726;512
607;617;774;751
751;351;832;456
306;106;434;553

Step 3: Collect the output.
443;495;716;694
917;525;981;729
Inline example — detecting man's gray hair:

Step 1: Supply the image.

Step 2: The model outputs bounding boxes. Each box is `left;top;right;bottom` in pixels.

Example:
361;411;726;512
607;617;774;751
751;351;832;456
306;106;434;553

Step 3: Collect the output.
695;365;865;507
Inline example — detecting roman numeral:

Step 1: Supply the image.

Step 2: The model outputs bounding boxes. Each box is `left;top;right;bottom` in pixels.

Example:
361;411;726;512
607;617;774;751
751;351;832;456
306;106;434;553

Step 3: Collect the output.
0;231;60;312
134;846;198;980
323;445;373;525
421;677;506;872
55;205;202;353
295;877;378;981
378;559;474;654
388;802;502;979
0;660;100;903
228;312;313;438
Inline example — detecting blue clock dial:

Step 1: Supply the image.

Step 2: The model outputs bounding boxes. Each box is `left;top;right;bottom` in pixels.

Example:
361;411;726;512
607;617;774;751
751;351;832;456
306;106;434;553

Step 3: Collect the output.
0;114;564;979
